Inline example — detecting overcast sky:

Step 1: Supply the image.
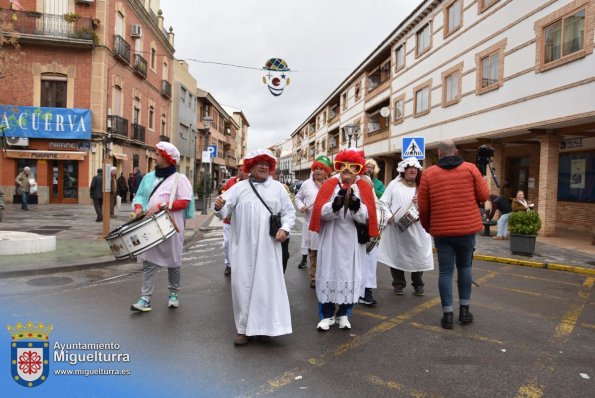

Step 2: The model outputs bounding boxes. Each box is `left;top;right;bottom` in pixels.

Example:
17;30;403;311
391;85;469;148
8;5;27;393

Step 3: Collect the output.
161;0;421;151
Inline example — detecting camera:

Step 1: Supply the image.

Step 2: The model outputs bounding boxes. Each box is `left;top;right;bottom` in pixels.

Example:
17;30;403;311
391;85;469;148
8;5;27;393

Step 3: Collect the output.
475;145;495;176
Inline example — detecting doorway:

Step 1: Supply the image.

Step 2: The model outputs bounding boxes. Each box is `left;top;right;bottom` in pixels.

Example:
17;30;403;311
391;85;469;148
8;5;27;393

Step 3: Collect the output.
49;160;79;204
507;157;530;199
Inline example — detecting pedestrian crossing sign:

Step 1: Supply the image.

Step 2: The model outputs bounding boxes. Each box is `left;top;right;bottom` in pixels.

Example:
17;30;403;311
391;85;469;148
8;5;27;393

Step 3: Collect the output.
402;137;425;160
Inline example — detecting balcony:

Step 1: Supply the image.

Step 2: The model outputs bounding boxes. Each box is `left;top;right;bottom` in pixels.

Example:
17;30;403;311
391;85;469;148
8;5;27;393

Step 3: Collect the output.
109;115;128;138
113;35;131;64
131;123;145;142
159;134;170;142
133;54;148;79
161;80;172;99
1;9;95;47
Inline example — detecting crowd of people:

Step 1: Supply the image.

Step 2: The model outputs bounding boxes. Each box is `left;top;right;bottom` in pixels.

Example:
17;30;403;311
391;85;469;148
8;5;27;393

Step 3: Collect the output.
121;138;545;345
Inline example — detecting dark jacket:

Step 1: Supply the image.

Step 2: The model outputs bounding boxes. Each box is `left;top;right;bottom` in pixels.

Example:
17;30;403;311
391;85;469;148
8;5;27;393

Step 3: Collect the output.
418;156;490;237
489;195;512;219
132;172;144;194
90;172;103;199
117;175;128;193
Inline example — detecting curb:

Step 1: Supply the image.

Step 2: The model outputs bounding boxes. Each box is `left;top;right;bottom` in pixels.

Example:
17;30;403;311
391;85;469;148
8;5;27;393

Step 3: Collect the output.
473;254;595;276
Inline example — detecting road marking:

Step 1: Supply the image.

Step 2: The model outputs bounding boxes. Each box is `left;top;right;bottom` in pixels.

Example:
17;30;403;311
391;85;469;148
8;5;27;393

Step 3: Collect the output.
507;273;582;287
580;322;595;330
352;309;389;320
362;374;443;398
408;321;504;345
514;276;593;398
487;285;569;301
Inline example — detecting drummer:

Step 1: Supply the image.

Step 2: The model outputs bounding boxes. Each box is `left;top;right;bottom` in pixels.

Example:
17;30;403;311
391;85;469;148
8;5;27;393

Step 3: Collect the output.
377;158;433;296
130;142;194;312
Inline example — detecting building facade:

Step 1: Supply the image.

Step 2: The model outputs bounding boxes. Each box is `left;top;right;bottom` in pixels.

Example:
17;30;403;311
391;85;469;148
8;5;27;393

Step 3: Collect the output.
291;0;595;235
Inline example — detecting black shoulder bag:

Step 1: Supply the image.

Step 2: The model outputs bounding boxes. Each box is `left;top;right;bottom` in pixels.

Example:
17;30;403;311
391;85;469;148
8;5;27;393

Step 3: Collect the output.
249;180;282;237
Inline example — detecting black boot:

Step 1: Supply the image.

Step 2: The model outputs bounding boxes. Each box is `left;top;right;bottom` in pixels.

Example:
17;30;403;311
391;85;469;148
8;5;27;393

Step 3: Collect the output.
441;312;454;329
459;305;474;324
358;288;377;306
297;255;307;269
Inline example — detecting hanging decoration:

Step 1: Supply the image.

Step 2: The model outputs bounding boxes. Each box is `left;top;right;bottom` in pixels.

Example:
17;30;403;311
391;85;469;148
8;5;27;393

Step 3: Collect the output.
262;58;291;96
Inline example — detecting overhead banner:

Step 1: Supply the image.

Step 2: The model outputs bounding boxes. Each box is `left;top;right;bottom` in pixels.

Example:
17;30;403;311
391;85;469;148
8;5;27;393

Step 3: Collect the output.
0;105;91;140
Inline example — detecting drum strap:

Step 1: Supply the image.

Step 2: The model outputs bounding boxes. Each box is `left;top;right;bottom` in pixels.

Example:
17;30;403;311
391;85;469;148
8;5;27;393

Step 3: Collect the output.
168;173;180;210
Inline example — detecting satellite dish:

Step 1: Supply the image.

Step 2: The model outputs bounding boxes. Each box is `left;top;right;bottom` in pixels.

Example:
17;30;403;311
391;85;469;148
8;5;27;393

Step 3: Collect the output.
380;107;390;118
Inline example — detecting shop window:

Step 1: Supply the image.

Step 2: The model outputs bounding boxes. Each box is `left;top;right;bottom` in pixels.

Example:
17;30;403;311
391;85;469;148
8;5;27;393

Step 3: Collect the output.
558;151;595;202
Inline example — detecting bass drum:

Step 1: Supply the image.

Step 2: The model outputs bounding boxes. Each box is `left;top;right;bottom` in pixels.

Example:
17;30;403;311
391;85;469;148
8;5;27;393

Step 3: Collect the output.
105;210;177;260
365;201;390;254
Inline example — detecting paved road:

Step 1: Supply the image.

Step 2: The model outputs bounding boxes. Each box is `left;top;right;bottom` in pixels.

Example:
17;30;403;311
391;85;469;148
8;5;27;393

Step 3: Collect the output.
1;218;593;397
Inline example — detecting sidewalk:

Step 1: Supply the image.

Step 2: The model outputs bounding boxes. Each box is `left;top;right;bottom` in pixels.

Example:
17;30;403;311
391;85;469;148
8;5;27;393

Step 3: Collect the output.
0;202;593;276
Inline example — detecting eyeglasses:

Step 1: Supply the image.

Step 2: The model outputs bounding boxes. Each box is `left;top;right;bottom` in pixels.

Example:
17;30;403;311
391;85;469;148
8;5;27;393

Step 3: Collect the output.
334;161;363;174
255;162;271;168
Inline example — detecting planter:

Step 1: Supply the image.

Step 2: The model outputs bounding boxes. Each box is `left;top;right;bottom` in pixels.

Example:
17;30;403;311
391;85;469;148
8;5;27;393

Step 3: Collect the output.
510;233;537;256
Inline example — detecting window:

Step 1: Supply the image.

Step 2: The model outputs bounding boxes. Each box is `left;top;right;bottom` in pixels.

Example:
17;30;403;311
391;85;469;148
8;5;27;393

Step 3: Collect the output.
150;48;156;70
416;23;432;57
41;74;67;108
444;0;463;37
413;80;432;117
180;87;186;104
478;0;499;14
442;62;463;106
115;12;124;36
341;92;347;110
148;106;154;130
132;154;139;169
395;44;405;71
112;85;122;116
354;82;361;101
161;115;166;135
367;110;388;135
475;39;506;95
393;94;405;123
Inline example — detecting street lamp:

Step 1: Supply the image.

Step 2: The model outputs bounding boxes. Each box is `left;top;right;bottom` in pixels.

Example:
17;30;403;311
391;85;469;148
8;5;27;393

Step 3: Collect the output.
343;123;360;148
201;115;213;215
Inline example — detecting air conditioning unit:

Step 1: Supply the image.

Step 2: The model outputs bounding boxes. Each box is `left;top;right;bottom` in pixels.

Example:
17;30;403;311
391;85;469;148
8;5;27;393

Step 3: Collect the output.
6;137;29;147
131;24;141;38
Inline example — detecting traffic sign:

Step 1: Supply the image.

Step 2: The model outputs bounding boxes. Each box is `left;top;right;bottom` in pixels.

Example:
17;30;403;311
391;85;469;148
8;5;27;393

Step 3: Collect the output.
402;137;425;160
208;145;217;159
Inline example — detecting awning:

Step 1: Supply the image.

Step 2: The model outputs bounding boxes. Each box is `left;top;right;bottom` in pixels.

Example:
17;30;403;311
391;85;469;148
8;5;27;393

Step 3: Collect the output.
4;149;86;160
112;153;128;161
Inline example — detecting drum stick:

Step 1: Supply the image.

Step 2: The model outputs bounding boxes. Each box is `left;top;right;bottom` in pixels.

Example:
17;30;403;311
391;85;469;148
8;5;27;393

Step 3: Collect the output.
388;205;401;223
129;211;144;220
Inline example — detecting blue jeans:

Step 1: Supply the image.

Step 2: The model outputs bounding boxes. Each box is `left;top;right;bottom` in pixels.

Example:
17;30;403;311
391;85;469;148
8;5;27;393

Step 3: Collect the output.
497;212;510;238
318;302;352;320
21;191;29;209
434;234;475;313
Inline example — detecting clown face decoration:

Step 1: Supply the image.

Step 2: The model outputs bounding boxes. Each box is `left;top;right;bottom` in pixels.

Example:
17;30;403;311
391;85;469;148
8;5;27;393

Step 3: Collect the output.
262;58;290;96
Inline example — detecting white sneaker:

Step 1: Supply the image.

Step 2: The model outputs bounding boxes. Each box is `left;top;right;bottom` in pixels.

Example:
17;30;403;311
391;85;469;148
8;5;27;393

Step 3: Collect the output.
167;293;179;308
338;315;351;330
316;316;336;331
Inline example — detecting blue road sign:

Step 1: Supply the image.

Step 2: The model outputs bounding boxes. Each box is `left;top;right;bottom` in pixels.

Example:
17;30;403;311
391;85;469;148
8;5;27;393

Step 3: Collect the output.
402;137;425;160
207;145;217;159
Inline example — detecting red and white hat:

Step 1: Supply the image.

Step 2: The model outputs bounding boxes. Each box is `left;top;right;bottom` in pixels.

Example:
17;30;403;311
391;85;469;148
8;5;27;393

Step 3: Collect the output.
242;149;277;174
155;142;180;166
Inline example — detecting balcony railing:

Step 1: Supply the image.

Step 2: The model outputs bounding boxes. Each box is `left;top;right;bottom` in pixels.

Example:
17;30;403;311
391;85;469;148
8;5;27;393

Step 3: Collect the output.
133;54;148;79
161;80;172;99
159;134;170;142
1;9;95;44
109;115;128;137
113;35;131;64
131;123;145;142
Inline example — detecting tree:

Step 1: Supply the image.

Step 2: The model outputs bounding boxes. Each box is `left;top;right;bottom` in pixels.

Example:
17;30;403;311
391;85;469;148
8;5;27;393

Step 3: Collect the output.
0;9;23;104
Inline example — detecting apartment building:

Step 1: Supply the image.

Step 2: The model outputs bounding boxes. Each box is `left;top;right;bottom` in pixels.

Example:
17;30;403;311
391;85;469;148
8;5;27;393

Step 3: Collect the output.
291;0;594;235
0;0;174;205
269;138;293;184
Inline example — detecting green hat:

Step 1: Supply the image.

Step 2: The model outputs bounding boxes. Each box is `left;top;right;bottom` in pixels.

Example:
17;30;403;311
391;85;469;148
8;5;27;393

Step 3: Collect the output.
312;155;332;172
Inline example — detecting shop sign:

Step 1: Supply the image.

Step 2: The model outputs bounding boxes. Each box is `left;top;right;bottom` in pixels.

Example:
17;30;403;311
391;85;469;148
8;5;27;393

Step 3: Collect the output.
48;141;78;150
4;149;86;161
560;138;583;150
0;105;91;140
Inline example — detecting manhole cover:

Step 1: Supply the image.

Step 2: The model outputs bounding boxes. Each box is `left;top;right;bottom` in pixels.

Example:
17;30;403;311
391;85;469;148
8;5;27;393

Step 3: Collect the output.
26;277;73;287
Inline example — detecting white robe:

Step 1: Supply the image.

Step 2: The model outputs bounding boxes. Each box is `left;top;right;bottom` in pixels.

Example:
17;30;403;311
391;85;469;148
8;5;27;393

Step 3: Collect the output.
295;178;322;253
316;178;368;304
377;178;434;272
215;177;296;336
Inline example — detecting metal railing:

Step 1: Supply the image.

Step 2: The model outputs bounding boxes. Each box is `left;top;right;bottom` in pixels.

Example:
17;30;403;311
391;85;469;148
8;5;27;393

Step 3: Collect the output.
110;115;128;137
2;9;94;42
161;80;172;99
131;123;145;142
113;35;131;64
133;54;147;78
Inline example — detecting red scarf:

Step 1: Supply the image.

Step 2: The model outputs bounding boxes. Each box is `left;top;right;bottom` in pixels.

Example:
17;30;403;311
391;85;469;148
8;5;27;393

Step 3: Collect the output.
309;177;378;238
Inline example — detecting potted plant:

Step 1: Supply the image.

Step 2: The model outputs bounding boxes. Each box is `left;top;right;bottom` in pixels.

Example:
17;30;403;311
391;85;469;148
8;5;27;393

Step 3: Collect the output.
509;211;542;256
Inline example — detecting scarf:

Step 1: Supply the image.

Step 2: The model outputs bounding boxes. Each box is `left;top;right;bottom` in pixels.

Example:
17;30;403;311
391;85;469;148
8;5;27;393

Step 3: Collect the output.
309;176;378;238
155;165;177;179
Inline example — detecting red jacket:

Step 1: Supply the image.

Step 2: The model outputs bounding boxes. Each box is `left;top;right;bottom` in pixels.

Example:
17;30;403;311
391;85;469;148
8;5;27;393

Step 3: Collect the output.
417;157;489;237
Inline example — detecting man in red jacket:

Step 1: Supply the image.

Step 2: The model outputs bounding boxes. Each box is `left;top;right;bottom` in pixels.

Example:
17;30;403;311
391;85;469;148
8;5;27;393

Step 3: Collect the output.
417;139;490;330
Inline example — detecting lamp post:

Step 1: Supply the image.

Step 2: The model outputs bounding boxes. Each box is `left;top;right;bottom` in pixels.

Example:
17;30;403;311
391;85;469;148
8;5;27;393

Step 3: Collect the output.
201;115;213;215
344;123;360;148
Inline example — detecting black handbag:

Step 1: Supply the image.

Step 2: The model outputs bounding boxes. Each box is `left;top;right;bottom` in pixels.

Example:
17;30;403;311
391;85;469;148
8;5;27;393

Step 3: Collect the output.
353;220;370;244
249;180;282;237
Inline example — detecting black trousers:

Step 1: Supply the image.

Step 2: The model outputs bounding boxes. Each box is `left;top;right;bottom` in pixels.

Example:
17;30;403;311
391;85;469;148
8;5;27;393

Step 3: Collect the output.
282;238;290;274
92;198;103;220
390;268;424;288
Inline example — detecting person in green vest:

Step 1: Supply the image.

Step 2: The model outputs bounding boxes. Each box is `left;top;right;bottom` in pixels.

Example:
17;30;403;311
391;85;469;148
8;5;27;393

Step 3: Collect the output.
365;158;385;199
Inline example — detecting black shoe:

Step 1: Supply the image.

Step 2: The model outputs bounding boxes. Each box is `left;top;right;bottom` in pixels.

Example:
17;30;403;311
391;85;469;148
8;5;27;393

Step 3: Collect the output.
393;286;404;295
224;266;231;276
95;218;101;222
359;288;376;306
297;260;307;269
459;305;474;324
413;285;424;296
441;312;454;329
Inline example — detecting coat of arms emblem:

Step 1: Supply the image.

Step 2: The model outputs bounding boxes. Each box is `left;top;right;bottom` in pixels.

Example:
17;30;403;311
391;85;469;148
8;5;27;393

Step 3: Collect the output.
7;321;52;387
